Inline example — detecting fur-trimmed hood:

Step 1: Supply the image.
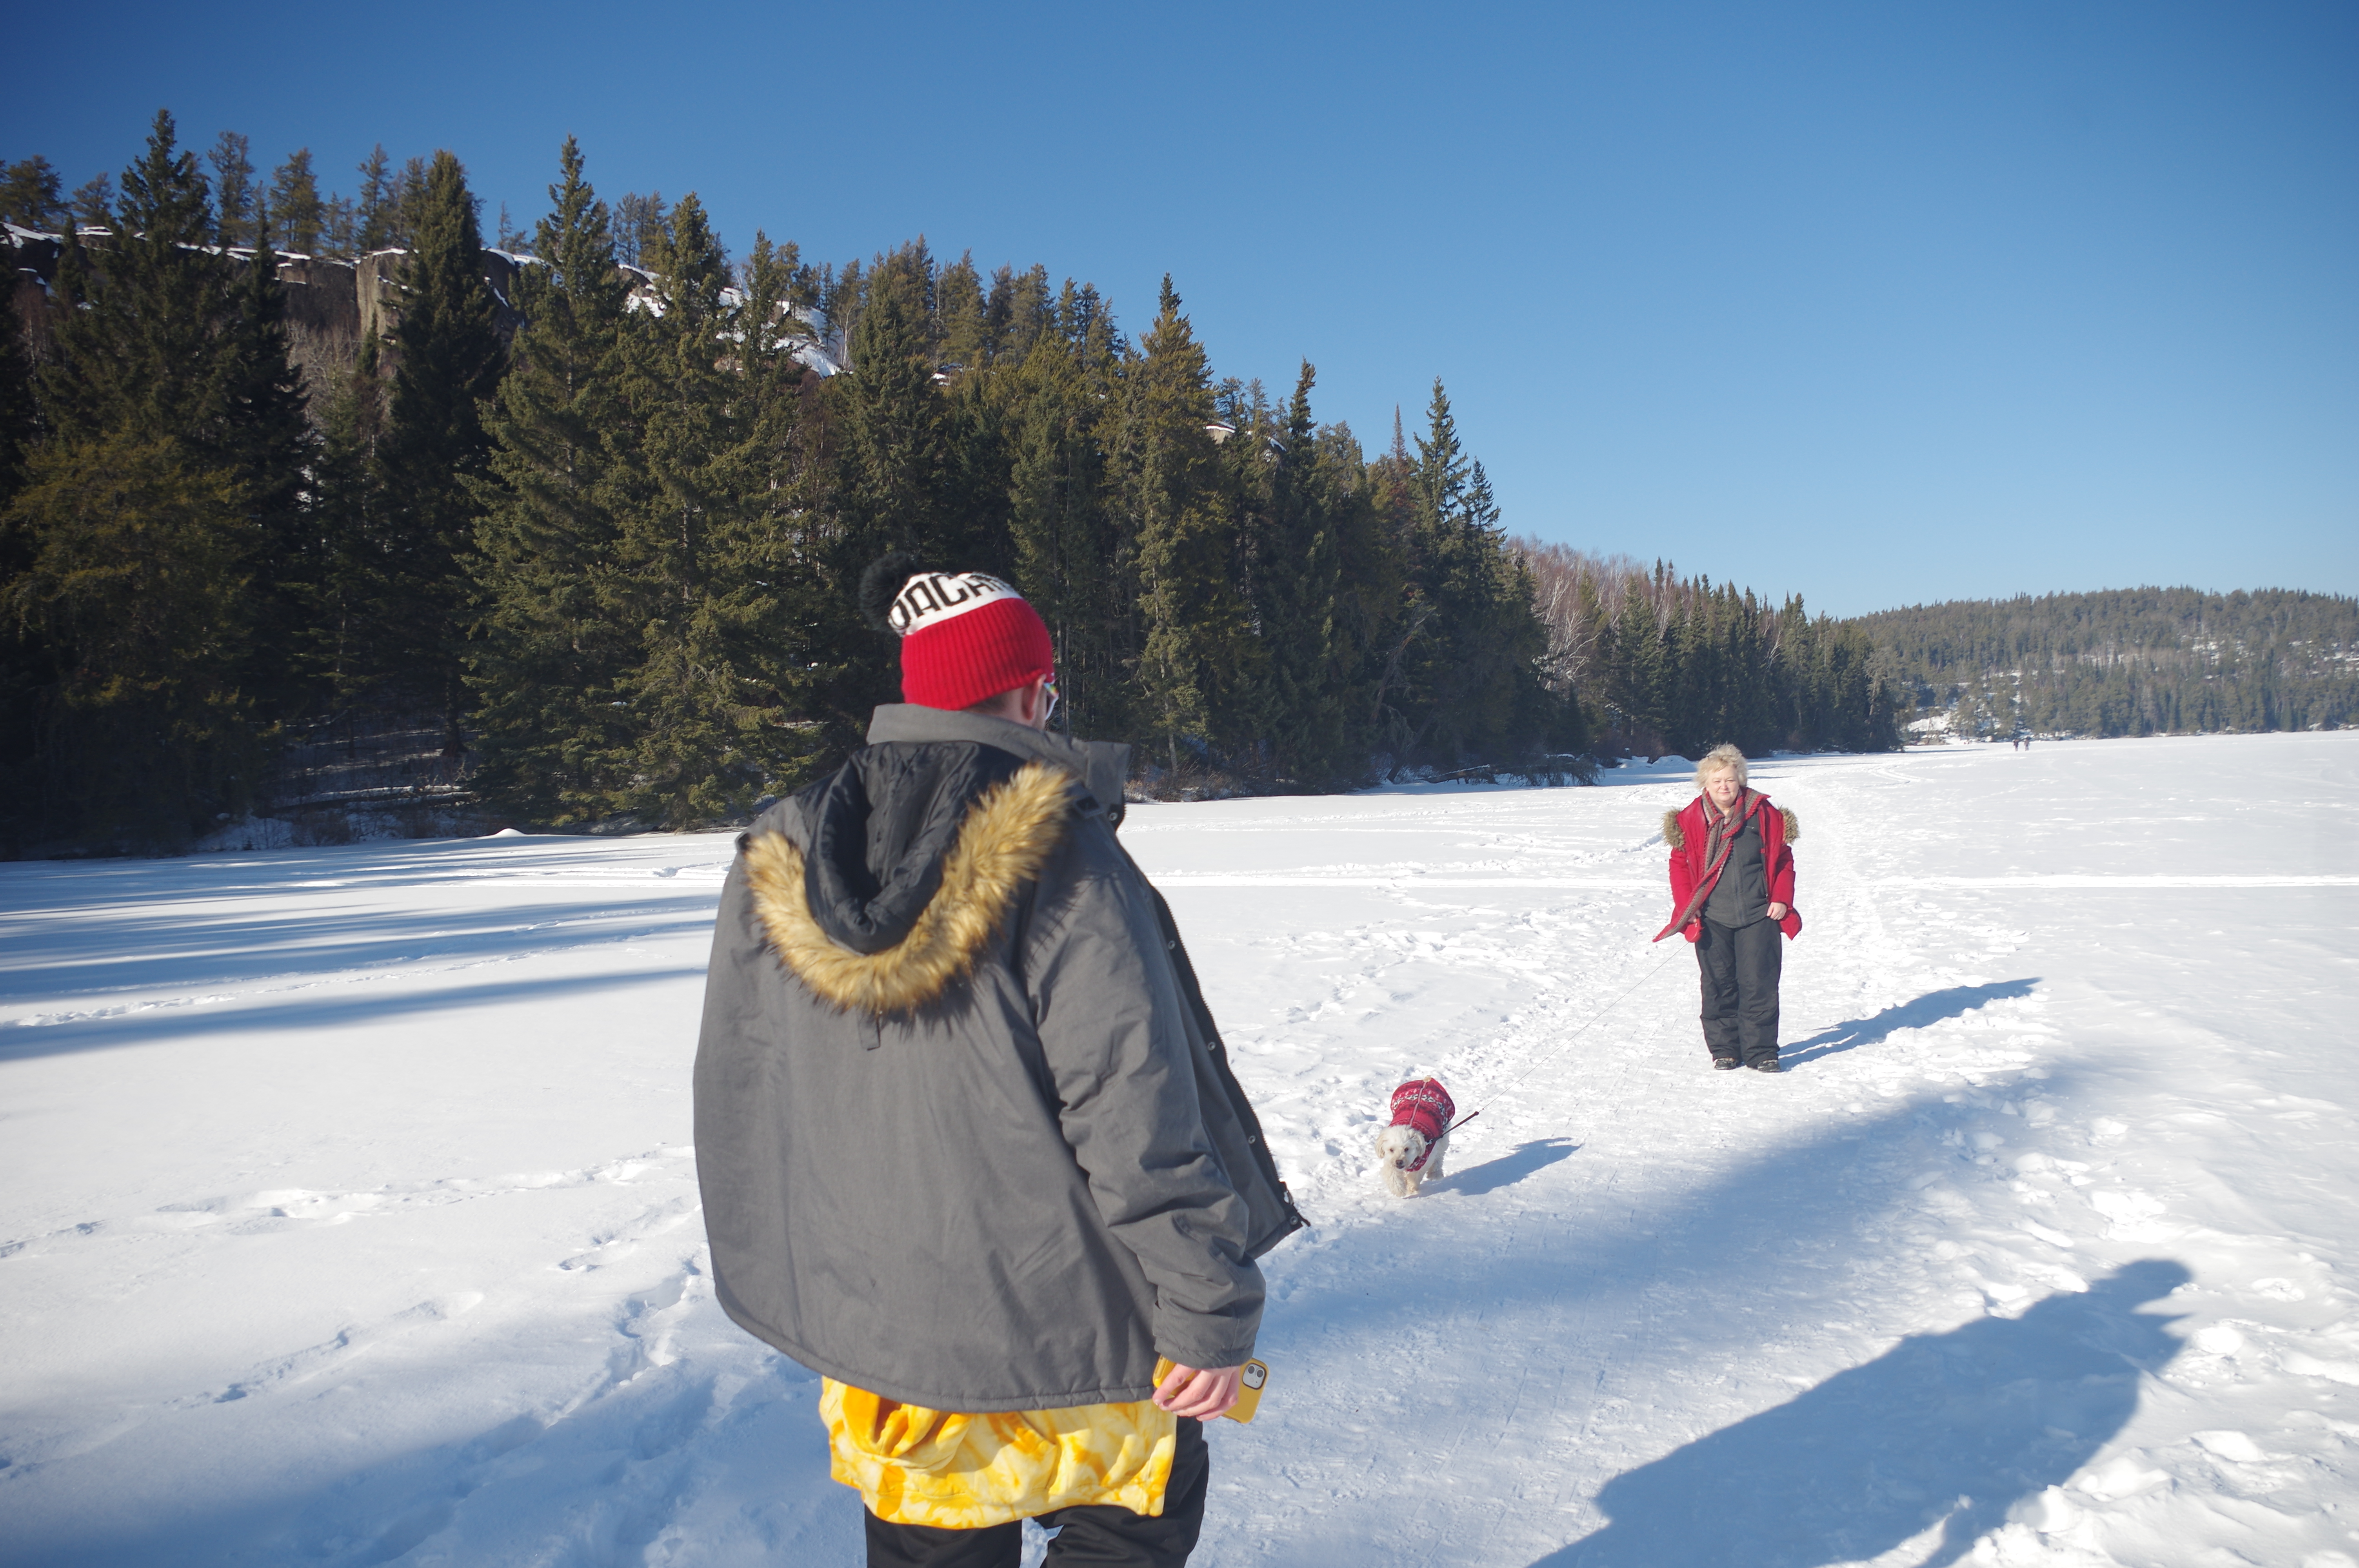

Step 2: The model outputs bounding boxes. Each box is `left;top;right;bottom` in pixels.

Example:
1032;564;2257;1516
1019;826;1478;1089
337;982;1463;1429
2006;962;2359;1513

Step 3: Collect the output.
746;751;1074;1016
1662;797;1799;849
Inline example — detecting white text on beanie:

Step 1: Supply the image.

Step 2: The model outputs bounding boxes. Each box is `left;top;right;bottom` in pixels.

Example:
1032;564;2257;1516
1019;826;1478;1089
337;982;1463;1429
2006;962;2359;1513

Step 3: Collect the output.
888;572;1027;637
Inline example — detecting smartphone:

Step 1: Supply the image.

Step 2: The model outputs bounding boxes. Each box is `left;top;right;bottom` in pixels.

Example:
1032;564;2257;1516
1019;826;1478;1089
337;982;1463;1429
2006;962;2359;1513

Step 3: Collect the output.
1151;1357;1271;1424
1225;1359;1269;1424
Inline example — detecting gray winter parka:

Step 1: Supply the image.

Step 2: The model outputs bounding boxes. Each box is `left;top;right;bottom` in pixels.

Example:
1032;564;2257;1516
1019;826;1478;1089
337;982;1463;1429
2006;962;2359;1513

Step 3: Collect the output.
693;704;1303;1414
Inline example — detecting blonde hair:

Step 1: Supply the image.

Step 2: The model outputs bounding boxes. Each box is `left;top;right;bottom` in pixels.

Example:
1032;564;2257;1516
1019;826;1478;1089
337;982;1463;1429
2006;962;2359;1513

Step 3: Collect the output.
1694;744;1748;791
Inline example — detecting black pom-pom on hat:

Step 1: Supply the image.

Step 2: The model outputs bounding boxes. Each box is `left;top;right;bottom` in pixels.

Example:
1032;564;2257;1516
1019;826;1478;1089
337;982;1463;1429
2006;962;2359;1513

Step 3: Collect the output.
858;550;920;636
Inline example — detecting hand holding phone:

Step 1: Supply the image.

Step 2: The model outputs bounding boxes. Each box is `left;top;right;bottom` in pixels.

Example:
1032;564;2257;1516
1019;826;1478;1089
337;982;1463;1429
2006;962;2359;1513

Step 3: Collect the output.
1153;1357;1270;1423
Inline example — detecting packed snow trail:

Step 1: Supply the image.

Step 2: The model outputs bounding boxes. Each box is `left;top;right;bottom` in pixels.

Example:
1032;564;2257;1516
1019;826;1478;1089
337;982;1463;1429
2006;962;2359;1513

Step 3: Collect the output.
1;734;2354;1566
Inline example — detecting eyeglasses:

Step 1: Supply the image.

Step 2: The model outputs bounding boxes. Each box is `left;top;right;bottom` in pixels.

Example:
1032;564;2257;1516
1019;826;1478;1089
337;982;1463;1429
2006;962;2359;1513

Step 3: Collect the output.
1042;673;1060;722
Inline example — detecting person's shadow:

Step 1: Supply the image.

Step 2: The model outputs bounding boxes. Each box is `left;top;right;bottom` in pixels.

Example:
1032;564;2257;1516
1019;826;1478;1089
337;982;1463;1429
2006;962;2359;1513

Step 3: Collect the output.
1538;1259;2190;1567
1782;979;2039;1068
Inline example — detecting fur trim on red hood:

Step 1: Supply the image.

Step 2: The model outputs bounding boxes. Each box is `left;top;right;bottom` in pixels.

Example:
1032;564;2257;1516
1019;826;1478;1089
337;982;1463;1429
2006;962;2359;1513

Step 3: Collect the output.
1662;803;1798;849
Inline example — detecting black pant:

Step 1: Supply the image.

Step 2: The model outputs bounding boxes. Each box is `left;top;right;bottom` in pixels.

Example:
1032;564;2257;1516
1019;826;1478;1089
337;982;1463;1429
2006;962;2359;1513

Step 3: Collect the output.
1695;916;1781;1065
863;1418;1209;1568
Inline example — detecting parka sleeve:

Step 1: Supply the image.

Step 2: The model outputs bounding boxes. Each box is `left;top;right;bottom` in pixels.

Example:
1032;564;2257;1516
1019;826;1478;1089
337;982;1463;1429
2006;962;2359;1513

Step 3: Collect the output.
1023;849;1265;1372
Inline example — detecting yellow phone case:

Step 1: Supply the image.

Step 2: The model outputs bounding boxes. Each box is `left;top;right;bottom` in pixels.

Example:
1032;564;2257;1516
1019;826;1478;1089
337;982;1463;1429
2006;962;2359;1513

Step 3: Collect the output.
1227;1358;1269;1423
1152;1358;1271;1423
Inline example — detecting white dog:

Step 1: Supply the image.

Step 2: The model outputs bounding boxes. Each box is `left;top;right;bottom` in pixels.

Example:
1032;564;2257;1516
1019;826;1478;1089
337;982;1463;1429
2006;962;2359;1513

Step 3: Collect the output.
1375;1077;1455;1198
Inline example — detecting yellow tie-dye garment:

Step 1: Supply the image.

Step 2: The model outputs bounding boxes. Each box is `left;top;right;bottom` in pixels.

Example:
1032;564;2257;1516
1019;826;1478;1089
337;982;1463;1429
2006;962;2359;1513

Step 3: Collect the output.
821;1379;1178;1529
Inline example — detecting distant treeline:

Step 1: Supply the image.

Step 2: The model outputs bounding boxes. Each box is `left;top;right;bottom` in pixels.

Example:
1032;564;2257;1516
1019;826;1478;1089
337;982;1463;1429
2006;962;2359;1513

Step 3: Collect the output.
1855;587;2359;738
1519;546;1906;759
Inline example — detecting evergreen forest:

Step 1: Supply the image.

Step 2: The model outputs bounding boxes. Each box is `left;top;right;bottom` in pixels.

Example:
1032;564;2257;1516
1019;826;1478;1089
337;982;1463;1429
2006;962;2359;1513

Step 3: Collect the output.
0;115;2013;857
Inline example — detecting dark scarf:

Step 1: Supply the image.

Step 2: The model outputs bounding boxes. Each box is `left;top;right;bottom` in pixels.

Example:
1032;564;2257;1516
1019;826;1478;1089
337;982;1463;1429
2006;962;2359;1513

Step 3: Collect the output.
1701;788;1758;872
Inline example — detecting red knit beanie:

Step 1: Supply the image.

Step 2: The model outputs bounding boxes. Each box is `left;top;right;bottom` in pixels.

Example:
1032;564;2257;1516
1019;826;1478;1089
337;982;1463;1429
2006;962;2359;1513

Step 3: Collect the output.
889;570;1055;711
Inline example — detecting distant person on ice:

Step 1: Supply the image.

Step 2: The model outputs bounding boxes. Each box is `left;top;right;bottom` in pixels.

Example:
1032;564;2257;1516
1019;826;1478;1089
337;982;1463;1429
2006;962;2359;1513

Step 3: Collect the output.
694;564;1302;1568
1654;744;1801;1073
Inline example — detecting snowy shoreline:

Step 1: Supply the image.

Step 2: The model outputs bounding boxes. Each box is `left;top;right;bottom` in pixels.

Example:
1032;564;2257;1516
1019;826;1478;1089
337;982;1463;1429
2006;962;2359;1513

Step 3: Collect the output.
3;731;2356;1566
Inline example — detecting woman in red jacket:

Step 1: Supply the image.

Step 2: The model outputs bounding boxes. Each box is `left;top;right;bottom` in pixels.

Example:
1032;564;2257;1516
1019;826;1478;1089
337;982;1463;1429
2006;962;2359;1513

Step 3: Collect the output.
1653;744;1801;1073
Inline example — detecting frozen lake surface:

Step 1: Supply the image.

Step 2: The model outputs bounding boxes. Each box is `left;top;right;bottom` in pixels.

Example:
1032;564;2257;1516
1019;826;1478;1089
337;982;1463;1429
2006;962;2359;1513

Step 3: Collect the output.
3;732;2356;1566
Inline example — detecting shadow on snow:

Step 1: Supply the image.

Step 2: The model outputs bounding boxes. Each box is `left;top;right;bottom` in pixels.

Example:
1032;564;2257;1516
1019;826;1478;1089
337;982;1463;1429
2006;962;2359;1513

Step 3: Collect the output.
1535;1258;2189;1568
1432;1138;1580;1198
0;896;718;1001
0;964;707;1060
1781;979;2040;1068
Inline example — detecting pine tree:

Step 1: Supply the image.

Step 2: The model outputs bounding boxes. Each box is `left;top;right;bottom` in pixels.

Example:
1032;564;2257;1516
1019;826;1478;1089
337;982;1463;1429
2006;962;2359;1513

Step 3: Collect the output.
320;192;355;257
810;257;852;345
1003;263;1052;362
0;283;32;497
0;273;42;844
1360;407;1425;760
1116;276;1253;774
1005;327;1123;735
469;137;634;818
0;156;66;229
1257;362;1357;784
209;199;313;706
1409;377;1468;565
14;118;321;844
40;112;220;446
372;149;505;739
11;114;318;847
207;132;254;247
355;145;395;250
269;149;323;255
68;172;113;229
1612;576;1667;753
831;251;953;560
390;156;431;249
981;265;1016;362
1388;379;1550;765
615;190;667;269
1777;595;1819;747
311;330;387;699
602;194;825;824
2;430;262;846
937;250;989;370
1307;418;1401;759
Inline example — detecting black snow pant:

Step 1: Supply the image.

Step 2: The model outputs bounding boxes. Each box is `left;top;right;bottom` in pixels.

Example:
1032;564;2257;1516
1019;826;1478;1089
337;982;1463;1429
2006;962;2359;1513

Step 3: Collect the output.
863;1417;1209;1568
1695;915;1782;1067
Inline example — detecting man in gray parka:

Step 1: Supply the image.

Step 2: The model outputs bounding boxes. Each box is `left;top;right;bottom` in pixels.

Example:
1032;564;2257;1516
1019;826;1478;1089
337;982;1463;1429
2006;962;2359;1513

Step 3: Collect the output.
694;567;1302;1568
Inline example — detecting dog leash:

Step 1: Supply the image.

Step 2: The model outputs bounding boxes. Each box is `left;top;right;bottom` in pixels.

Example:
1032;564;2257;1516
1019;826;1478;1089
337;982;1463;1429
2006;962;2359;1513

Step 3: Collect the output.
1439;950;1680;1137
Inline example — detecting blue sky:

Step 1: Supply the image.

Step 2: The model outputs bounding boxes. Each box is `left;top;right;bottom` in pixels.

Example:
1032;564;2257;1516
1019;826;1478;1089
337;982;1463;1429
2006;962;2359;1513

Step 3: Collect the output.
6;1;2351;617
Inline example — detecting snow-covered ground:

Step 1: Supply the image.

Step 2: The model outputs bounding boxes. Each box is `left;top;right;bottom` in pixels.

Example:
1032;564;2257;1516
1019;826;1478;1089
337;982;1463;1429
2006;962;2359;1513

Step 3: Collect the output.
4;732;2356;1567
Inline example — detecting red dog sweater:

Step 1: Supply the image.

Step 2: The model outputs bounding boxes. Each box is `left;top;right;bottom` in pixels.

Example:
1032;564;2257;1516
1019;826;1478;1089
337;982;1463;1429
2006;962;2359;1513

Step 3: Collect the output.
1388;1079;1456;1172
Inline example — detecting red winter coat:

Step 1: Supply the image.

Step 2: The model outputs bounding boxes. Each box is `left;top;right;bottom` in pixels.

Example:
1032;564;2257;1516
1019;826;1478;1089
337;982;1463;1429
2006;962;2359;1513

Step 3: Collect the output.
1652;791;1801;944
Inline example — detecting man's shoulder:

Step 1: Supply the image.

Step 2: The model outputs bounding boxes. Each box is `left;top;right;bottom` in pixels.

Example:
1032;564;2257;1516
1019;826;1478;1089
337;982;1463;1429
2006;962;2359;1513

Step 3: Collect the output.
1036;804;1136;889
1022;811;1160;956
